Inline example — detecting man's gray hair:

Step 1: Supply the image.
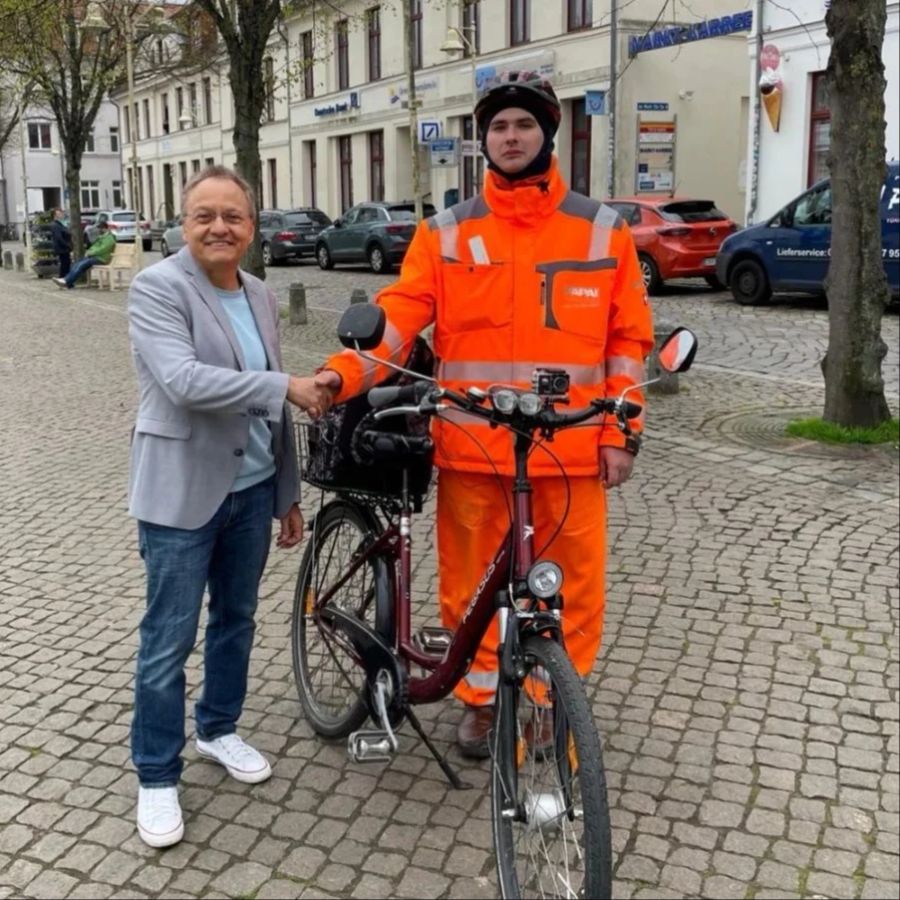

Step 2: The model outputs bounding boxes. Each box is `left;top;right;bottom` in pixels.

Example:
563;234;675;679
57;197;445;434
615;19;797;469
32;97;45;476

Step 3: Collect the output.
181;165;256;218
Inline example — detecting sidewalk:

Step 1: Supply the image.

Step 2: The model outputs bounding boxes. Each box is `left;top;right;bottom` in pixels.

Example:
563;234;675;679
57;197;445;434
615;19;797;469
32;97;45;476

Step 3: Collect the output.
0;266;897;899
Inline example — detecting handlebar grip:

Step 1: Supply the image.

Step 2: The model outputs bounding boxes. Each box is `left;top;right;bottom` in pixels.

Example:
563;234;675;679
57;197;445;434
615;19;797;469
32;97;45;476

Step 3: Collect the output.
368;382;427;408
624;401;643;420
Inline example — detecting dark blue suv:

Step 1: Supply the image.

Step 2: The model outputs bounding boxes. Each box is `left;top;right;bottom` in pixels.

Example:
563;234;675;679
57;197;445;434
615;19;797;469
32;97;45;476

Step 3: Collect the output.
716;160;899;305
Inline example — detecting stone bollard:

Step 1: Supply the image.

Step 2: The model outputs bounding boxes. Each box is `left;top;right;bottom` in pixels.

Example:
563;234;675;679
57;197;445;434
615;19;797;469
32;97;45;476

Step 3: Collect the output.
2;250;12;270
14;252;25;272
289;282;308;325
350;287;368;305
647;323;679;395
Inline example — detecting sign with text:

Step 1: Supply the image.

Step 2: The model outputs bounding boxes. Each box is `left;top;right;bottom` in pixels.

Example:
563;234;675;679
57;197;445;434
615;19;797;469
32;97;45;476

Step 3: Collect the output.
430;138;460;168
636;120;676;193
629;11;752;56
637;102;669;111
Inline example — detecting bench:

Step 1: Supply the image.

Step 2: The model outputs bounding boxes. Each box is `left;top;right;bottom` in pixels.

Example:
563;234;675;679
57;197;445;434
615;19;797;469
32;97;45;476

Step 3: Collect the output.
90;242;138;290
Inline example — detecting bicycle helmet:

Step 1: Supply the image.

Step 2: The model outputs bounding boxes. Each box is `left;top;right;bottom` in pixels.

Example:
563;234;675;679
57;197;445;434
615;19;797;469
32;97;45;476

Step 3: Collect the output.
474;70;562;138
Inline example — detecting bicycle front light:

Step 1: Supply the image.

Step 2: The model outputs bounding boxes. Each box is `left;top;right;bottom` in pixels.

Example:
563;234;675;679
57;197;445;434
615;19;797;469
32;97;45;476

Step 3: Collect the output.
517;392;542;416
492;389;518;414
527;561;564;599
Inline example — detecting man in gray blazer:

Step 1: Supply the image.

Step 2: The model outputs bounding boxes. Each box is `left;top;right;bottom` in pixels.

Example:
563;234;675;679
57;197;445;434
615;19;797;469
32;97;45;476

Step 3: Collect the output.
127;166;329;848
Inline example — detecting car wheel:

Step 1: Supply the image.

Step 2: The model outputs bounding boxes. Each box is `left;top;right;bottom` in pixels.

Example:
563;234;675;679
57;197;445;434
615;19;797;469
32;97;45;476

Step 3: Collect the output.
638;253;663;295
316;243;334;270
704;274;725;290
262;242;274;266
730;258;772;306
160;239;169;257
367;244;392;274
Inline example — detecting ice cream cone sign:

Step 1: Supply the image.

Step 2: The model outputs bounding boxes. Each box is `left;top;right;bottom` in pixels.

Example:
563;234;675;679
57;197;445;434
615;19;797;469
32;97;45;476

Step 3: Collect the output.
759;43;784;132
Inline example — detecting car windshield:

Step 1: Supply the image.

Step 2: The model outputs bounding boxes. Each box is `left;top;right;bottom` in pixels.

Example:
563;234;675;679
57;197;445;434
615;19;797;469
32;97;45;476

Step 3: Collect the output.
657;201;727;223
111;212;137;223
387;205;437;221
286;211;330;227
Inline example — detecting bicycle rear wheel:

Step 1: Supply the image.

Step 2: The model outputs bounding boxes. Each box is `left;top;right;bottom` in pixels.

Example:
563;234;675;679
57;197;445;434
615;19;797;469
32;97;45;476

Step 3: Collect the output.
491;635;612;899
292;499;393;739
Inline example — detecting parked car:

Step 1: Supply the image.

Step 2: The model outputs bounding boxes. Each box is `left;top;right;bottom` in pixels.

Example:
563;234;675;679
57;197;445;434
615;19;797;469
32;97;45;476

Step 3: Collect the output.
315;201;438;273
159;217;186;257
259;208;332;265
86;209;152;251
717;160;900;305
605;197;737;294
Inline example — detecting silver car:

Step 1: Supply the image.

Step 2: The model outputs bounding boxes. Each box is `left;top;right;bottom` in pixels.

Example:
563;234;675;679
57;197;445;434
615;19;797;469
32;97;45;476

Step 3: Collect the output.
159;218;186;257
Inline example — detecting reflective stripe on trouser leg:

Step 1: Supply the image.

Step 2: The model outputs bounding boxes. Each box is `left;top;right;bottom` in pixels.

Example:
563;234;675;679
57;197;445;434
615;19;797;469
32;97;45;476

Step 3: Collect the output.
436;470;608;706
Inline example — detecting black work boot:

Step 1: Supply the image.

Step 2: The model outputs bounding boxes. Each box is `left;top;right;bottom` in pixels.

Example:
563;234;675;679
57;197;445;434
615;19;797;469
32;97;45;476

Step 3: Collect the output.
456;705;494;759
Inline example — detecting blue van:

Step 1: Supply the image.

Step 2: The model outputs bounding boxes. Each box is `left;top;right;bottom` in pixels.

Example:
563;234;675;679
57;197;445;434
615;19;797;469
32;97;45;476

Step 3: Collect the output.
716;160;899;305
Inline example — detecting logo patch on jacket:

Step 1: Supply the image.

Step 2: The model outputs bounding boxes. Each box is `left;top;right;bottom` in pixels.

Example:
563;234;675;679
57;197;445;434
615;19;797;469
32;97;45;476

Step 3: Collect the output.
564;285;601;305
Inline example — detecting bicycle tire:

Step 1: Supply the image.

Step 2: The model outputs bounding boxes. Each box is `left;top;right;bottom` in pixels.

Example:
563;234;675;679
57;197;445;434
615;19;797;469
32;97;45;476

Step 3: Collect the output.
292;499;394;738
491;635;612;899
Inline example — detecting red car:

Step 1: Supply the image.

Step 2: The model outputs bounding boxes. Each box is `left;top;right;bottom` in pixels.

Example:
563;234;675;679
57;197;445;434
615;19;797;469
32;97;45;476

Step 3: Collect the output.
606;197;737;294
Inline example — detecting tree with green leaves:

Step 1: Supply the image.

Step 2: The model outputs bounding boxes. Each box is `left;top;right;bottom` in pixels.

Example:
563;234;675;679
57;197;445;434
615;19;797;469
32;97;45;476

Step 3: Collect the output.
822;0;891;427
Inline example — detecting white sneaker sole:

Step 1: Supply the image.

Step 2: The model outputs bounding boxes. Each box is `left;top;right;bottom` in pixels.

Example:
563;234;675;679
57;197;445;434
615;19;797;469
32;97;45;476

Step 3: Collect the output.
196;745;272;784
137;819;184;849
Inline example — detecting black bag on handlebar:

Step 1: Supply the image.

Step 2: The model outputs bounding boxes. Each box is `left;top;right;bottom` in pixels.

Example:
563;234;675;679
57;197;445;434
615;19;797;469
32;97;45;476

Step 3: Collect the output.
300;336;435;501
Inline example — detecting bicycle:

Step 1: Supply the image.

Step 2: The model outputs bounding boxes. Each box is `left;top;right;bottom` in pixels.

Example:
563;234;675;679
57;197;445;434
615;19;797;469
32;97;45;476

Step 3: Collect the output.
292;303;697;899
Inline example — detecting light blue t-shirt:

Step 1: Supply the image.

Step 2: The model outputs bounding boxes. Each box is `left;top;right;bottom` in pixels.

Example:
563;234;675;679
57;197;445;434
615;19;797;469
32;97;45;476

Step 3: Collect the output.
216;287;276;492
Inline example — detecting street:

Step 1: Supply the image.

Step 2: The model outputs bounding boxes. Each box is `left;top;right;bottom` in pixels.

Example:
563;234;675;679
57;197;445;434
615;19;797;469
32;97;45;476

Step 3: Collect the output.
0;261;898;900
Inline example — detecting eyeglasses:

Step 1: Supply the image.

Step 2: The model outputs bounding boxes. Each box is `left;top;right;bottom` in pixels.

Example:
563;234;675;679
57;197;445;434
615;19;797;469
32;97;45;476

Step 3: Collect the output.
186;209;250;226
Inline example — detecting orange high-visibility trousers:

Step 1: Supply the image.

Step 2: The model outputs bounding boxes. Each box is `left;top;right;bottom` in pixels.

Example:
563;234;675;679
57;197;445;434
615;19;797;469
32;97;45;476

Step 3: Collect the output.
437;469;608;707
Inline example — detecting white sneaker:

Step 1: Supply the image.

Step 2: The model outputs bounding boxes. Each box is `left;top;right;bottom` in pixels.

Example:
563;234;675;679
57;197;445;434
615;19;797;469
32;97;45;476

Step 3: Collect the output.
136;786;184;848
196;733;272;784
53;277;67;288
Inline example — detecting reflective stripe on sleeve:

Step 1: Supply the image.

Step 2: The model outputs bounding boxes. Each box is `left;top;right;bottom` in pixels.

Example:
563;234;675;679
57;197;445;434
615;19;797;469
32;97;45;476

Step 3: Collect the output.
606;355;646;383
431;210;459;262
358;320;408;392
588;205;621;260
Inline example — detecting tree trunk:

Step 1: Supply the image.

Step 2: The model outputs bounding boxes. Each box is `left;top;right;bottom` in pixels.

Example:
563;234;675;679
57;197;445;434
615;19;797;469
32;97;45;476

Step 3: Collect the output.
231;61;265;280
66;158;84;258
821;0;890;426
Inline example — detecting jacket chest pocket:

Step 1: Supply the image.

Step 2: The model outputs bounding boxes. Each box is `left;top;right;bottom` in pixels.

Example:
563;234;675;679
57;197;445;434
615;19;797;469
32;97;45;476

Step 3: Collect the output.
538;259;617;345
440;262;512;332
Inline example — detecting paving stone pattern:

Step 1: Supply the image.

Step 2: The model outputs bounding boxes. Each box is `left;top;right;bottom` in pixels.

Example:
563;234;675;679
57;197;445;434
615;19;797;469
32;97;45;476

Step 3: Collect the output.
1;264;898;899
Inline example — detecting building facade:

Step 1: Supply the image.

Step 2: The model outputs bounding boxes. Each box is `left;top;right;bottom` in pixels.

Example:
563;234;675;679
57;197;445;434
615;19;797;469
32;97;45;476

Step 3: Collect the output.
1;100;123;234
116;0;752;226
746;0;900;223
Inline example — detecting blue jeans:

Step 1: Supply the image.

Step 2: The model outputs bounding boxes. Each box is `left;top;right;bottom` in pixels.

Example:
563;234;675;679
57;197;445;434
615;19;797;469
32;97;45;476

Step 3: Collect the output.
64;256;100;288
132;476;275;786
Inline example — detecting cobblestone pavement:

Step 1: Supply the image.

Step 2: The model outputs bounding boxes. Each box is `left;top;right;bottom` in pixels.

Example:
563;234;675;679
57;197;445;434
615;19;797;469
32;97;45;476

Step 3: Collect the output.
1;260;898;900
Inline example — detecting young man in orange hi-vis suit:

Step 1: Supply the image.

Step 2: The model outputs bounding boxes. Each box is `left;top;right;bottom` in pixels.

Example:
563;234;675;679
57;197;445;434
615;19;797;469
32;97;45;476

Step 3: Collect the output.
316;72;654;758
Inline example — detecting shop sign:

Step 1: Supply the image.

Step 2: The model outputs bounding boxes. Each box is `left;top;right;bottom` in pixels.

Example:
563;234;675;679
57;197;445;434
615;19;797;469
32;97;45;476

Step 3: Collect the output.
314;92;360;117
629;10;752;56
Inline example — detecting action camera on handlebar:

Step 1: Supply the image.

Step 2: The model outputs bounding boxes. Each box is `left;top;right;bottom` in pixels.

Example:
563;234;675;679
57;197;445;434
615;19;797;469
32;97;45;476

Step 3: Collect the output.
532;368;570;397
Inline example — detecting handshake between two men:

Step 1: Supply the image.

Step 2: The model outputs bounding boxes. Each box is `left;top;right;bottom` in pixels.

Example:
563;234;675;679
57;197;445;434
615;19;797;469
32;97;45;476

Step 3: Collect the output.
286;370;343;418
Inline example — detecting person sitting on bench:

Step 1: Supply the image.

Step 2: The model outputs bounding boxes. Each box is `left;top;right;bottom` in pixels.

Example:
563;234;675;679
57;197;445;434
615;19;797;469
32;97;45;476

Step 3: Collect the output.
54;222;116;289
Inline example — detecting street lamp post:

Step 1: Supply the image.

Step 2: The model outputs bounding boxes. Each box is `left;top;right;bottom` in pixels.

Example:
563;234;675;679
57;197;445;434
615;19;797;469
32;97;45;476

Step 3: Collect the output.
440;25;479;200
18;104;32;264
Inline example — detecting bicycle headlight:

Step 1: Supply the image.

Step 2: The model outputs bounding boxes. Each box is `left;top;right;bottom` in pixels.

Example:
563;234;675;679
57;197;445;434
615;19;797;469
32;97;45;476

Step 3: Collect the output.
492;389;518;414
527;561;564;599
517;392;542;416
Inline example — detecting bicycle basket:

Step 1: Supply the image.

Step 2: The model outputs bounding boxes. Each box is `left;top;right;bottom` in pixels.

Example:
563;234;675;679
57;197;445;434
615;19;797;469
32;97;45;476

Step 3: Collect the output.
300;336;435;500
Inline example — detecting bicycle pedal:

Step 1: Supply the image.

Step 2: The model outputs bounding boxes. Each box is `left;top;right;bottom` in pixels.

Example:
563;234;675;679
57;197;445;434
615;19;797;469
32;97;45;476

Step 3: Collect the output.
413;626;453;655
348;730;395;763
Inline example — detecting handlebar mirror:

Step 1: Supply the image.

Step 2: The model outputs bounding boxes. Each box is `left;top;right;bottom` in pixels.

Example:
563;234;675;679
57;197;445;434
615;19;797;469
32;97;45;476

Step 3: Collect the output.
337;303;386;350
656;327;698;374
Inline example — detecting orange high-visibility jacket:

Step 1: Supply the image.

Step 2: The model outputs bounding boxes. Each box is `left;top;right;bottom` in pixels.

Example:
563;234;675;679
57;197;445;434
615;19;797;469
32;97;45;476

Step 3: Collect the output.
327;158;655;477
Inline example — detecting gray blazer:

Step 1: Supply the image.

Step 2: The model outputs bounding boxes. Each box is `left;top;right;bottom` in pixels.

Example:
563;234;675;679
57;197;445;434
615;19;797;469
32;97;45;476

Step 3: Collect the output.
127;246;299;529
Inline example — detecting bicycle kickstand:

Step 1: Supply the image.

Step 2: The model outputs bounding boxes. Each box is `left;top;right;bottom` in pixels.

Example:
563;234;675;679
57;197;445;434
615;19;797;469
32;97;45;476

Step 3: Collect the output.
405;706;471;790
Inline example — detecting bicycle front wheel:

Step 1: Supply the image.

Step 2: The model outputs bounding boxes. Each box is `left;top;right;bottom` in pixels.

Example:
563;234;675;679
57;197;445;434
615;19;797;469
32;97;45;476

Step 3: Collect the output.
291;499;393;739
491;635;612;899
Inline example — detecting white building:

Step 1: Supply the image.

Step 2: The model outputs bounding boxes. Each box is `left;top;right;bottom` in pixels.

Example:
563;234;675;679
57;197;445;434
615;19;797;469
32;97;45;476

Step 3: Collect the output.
746;0;900;223
117;0;753;225
1;100;124;234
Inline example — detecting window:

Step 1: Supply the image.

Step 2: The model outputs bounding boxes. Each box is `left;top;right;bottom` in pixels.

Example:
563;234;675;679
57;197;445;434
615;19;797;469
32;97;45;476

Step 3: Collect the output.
189;83;198;126
110;127;119;152
268;158;278;208
301;31;315;99
305;140;317;207
367;7;381;81
192;159;201;174
134;103;140;140
161;94;170;135
567;0;592;31
205;157;215;168
124;107;131;144
336;19;350;91
339;135;353;211
808;71;831;186
85;130;95;153
81;180;100;208
112;180;123;208
368;130;384;202
264;57;276;122
143;99;151;138
28;122;52;149
411;0;422;69
462;117;484;200
179;161;188;187
203;77;213;125
792;183;832;226
176;87;185;130
462;0;481;55
570;97;592;195
510;0;530;45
